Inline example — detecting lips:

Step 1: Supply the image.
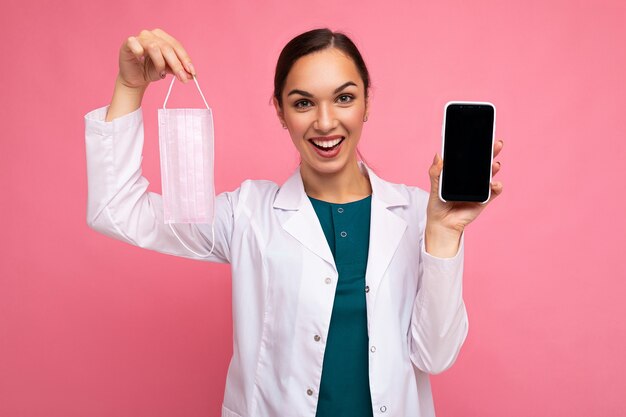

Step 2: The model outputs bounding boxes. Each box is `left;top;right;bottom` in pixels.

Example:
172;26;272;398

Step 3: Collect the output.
308;135;345;151
307;135;345;159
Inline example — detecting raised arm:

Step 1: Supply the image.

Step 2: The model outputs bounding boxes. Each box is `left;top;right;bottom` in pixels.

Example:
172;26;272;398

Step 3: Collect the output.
85;29;232;263
409;141;504;373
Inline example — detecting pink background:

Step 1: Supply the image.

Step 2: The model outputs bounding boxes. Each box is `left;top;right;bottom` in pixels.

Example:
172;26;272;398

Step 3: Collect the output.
2;0;625;416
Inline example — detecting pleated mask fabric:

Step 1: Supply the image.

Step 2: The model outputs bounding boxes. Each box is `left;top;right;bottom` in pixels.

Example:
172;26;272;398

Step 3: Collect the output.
158;75;215;225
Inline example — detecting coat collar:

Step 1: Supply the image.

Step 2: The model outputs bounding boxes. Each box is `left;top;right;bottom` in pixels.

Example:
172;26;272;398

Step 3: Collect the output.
272;163;409;307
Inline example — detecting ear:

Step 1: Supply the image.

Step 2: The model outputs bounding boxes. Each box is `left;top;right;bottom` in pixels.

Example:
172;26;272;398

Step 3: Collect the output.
364;96;370;121
272;96;285;126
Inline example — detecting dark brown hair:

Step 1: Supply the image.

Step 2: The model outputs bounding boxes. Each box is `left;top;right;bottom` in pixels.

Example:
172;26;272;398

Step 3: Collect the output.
273;28;370;107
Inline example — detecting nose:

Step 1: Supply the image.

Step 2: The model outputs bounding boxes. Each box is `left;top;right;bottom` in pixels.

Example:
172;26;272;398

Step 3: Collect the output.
313;103;338;133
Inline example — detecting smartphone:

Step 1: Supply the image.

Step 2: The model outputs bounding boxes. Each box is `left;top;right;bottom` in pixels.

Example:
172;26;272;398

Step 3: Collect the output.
439;101;496;203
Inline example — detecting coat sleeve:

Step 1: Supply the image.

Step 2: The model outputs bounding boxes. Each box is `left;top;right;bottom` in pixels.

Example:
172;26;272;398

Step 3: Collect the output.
408;214;468;374
84;105;233;263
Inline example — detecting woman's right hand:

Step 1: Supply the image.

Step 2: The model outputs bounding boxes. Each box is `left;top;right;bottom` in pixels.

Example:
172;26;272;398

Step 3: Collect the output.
105;29;196;121
118;28;195;90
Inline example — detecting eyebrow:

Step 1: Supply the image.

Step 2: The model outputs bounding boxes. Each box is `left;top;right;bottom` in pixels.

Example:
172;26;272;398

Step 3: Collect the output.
287;81;358;98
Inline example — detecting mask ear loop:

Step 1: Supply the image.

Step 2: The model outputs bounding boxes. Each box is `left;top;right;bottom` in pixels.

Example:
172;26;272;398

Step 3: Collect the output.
164;75;216;258
163;74;210;109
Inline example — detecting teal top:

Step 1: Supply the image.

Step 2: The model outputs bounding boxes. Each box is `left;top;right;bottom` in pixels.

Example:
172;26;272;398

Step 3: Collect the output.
309;195;374;417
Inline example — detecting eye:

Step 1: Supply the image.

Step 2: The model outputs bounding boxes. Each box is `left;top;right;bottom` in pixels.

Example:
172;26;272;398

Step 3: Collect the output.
336;94;354;104
294;100;313;109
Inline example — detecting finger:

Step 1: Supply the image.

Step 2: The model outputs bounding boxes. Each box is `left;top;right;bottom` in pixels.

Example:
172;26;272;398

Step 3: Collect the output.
126;36;145;63
160;44;190;83
492;160;502;176
143;40;168;80
153;29;195;75
486;181;503;204
134;30;171;79
493;139;504;158
428;153;443;195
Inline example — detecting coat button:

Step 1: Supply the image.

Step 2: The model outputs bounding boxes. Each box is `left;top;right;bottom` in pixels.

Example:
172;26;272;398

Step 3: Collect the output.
314;335;321;342
337;207;344;213
340;231;347;238
307;388;314;396
370;346;376;353
365;285;370;293
380;405;387;412
325;277;332;284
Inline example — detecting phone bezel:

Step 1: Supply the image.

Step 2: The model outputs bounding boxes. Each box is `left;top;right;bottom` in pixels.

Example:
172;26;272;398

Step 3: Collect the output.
438;101;496;204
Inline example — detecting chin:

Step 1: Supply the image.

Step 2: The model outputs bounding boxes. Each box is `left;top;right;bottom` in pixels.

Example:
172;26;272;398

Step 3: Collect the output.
303;154;354;176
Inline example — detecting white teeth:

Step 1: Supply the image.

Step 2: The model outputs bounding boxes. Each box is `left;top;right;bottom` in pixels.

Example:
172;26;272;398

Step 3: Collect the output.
312;138;343;148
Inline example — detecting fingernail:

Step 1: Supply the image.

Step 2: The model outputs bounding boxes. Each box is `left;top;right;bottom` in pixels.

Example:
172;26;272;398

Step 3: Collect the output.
178;70;188;83
160;71;166;79
187;62;196;75
433;154;438;164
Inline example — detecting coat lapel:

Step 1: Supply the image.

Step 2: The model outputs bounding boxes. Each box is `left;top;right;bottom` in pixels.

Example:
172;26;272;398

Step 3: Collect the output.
363;164;409;298
272;163;410;283
273;168;336;270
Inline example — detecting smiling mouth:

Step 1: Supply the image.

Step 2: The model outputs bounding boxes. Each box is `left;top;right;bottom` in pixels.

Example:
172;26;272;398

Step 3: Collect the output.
309;137;345;151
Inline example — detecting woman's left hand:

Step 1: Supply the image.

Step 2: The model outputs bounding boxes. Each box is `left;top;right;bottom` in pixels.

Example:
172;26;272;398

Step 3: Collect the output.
424;140;504;257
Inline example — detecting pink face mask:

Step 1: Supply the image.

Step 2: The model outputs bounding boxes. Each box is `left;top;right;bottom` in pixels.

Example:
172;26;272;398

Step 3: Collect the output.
158;75;216;256
158;75;215;224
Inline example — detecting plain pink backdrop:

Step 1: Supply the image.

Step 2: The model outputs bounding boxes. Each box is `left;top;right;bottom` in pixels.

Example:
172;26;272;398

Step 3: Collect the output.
1;0;625;416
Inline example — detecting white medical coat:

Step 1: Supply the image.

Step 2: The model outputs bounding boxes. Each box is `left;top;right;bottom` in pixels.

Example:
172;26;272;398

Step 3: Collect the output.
84;105;468;417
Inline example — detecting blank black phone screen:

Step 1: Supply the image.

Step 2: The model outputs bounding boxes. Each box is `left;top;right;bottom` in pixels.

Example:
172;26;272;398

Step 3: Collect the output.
441;103;495;202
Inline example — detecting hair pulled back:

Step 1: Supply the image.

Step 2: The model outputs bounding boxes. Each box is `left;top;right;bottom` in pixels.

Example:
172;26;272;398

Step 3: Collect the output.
273;28;370;107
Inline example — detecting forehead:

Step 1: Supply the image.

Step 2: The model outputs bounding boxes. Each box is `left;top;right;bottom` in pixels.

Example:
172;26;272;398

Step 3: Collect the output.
284;48;362;94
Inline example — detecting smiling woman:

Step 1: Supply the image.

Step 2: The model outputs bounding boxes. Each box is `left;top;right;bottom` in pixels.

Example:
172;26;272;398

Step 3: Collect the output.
84;27;503;417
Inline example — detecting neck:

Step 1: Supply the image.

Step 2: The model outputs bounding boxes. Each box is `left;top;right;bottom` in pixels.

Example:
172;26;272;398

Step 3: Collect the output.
301;158;372;204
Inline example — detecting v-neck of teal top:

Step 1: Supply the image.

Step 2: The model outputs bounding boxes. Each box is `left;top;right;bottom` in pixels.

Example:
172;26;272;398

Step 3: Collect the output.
308;195;374;417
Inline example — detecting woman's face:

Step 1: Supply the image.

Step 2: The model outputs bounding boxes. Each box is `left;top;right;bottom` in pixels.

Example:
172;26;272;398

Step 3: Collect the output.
274;47;368;176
